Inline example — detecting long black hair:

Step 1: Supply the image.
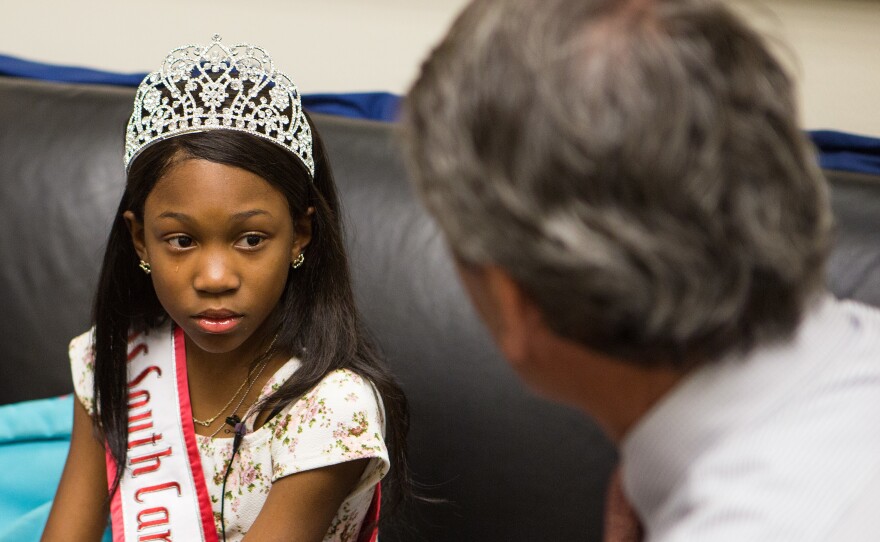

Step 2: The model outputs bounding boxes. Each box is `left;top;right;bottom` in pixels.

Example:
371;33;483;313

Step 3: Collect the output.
92;121;411;514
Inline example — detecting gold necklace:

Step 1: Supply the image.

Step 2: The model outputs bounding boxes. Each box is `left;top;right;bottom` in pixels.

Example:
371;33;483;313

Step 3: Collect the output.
192;377;249;427
207;358;271;439
192;334;279;428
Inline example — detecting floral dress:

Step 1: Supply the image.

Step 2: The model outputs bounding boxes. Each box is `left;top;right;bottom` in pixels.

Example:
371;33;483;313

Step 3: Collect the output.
69;328;389;542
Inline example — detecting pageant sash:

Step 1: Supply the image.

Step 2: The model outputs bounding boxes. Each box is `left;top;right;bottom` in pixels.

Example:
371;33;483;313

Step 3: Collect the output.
106;323;218;542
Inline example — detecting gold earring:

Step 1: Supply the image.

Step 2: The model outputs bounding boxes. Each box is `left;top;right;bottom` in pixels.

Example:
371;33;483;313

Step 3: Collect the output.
138;260;152;274
291;253;305;269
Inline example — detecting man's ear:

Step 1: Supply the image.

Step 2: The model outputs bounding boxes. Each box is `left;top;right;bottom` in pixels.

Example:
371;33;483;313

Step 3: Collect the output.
123;210;148;261
456;262;543;367
482;265;544;367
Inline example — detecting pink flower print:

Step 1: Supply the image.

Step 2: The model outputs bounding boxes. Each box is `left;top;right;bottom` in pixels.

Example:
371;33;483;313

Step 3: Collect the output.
239;464;257;490
297;396;331;431
345;392;358;403
273;413;292;440
349;412;368;437
84;347;96;369
213;457;233;486
324;504;359;542
328;411;376;459
338;522;358;542
286;436;300;455
336;371;363;388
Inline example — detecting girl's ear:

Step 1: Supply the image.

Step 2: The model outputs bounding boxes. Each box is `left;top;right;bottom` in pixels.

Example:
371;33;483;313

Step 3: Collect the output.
123;210;149;261
291;206;315;261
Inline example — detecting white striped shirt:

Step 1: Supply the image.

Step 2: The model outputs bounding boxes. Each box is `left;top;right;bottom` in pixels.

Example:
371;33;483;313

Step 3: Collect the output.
621;295;880;541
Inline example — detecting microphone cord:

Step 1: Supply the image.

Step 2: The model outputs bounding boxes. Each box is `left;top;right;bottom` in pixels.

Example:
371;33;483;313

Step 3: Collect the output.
218;404;285;540
220;414;245;542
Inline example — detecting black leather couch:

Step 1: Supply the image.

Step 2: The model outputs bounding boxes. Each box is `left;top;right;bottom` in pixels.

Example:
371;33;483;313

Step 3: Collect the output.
1;76;878;541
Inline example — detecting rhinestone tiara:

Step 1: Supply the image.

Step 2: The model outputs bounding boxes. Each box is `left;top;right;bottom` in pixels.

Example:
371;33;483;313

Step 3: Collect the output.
124;34;314;176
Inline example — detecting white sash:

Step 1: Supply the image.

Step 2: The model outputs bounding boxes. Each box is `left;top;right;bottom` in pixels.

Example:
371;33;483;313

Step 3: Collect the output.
106;323;218;542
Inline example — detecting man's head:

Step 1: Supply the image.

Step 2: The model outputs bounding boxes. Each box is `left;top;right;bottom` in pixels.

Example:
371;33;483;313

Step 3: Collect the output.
403;0;831;370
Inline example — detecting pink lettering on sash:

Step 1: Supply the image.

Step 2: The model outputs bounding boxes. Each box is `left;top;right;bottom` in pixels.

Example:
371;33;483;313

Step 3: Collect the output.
138;531;172;541
129;432;164;450
128;389;151;410
130;410;153;423
134;482;182;503
128;409;155;436
129;420;154;434
129;365;162;387
130;447;173;477
128;342;149;361
137;507;170;530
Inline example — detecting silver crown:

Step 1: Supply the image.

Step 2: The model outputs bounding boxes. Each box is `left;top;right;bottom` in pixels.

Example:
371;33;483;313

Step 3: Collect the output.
124;35;314;176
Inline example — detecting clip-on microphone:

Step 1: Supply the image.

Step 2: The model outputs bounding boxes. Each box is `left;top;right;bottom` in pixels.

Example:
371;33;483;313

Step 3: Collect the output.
226;414;247;452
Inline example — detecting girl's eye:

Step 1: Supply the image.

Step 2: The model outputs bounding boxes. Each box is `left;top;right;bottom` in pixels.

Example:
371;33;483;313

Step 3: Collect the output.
168;236;194;249
236;234;265;249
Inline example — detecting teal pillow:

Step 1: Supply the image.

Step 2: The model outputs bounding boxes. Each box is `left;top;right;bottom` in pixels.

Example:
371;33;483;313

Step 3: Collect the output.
0;395;111;541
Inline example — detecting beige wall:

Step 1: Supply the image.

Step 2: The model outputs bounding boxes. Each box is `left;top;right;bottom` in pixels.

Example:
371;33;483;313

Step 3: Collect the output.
0;0;469;93
731;0;880;136
2;0;878;135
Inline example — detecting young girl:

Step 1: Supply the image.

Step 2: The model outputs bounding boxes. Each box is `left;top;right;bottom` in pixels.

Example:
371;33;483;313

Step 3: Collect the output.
43;35;409;542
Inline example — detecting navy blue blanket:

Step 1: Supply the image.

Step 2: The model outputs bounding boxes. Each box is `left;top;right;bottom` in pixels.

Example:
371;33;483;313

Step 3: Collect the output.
3;52;880;176
0;53;400;123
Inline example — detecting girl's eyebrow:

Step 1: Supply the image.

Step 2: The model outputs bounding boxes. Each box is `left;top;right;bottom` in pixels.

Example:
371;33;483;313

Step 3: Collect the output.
157;211;191;222
156;209;272;222
231;209;272;221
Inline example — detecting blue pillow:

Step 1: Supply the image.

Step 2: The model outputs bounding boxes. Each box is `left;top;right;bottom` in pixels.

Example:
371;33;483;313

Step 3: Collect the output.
0;395;111;542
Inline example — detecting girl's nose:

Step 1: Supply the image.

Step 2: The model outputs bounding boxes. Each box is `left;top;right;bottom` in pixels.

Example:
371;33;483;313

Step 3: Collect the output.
192;251;241;294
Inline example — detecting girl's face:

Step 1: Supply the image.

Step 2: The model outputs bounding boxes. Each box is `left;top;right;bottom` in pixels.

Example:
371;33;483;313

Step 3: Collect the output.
124;158;311;359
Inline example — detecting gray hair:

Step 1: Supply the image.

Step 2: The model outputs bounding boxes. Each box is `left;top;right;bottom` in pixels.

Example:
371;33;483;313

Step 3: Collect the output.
402;0;832;367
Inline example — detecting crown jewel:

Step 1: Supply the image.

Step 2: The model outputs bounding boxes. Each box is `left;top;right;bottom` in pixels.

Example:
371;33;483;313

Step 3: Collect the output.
125;34;314;176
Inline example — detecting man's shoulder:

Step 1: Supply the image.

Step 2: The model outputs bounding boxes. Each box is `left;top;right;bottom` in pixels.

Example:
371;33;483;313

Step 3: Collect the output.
631;296;880;541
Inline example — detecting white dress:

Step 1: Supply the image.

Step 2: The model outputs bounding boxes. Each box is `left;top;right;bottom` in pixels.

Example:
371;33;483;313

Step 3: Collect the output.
69;328;389;541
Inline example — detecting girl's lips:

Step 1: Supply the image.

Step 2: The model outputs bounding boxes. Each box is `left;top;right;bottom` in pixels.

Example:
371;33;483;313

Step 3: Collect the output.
193;313;242;334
